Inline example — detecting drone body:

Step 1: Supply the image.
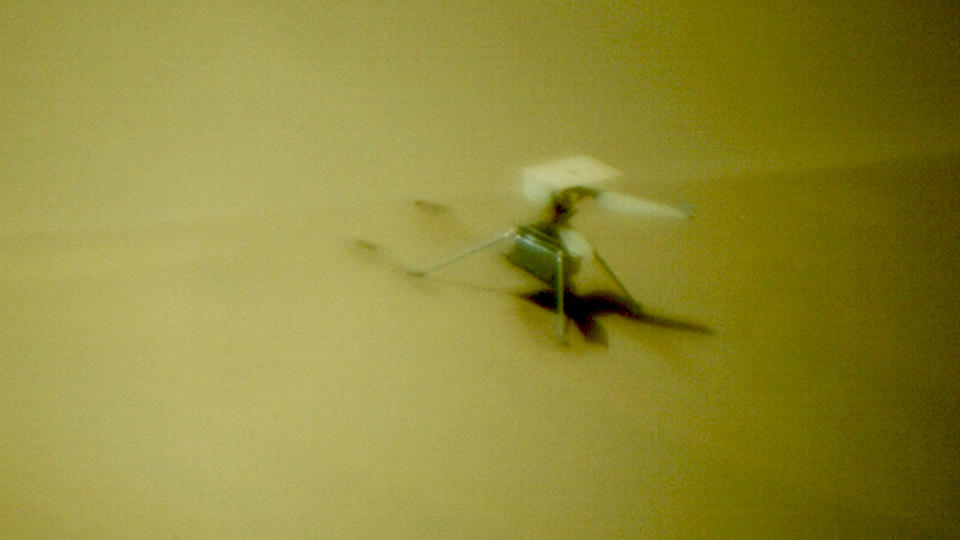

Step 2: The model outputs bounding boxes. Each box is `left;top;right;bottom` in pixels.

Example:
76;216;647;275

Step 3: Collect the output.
409;156;694;344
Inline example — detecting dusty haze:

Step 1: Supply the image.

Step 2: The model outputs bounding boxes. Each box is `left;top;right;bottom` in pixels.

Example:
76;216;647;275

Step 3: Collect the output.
2;2;959;537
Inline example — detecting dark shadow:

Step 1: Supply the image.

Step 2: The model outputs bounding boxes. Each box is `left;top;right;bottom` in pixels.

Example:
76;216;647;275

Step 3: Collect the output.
413;199;451;215
517;288;711;346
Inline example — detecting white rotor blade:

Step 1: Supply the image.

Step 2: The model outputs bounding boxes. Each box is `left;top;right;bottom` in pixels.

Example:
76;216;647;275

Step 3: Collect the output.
559;228;594;259
522;177;556;204
522;155;622;191
596;190;693;219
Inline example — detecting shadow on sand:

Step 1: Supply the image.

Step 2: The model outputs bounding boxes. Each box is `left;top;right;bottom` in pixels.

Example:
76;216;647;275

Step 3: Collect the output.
518;288;711;346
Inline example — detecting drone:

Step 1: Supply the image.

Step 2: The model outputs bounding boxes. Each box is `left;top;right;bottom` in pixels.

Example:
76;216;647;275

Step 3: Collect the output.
408;155;700;344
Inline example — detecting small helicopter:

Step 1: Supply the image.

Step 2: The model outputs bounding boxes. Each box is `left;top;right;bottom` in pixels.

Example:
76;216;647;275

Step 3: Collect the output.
407;155;700;344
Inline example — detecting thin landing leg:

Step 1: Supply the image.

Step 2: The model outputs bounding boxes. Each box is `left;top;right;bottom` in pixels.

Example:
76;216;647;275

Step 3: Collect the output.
555;251;567;344
407;229;516;276
593;249;644;314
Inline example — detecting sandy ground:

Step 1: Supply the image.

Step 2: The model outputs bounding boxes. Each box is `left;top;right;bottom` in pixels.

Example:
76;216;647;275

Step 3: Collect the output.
2;2;959;538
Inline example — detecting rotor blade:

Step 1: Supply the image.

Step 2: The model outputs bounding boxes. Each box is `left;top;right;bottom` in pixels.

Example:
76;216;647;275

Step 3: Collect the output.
522;155;622;191
522;177;556;204
559;228;594;258
596;190;693;219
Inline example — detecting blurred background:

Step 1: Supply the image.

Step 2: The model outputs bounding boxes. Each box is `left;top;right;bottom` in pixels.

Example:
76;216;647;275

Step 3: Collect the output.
2;1;958;537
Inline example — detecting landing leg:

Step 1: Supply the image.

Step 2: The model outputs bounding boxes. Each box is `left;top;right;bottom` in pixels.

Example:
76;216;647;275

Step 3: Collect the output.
407;229;516;276
555;251;567;344
593;249;644;314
